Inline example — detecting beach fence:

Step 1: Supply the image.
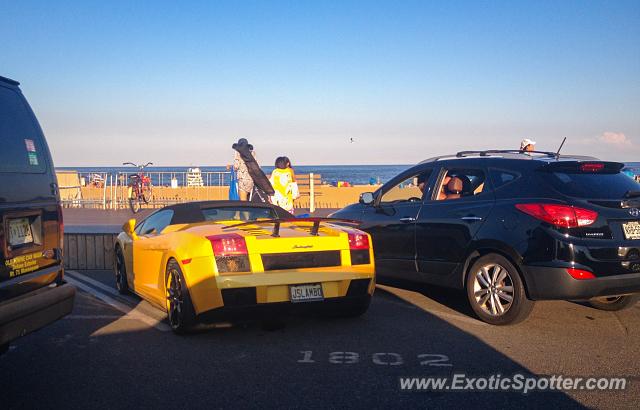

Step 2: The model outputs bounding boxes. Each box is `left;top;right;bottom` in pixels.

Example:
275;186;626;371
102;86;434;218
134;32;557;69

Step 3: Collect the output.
55;170;363;210
57;170;231;209
63;232;117;270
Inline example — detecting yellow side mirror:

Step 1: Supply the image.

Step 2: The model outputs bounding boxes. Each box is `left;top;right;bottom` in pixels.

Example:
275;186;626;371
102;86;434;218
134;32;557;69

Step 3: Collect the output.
123;218;138;240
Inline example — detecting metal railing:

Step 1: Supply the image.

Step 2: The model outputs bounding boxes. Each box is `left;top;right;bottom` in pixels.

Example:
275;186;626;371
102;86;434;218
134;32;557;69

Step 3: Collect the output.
57;170;321;211
59;171;232;210
116;171;230;188
73;171;230;188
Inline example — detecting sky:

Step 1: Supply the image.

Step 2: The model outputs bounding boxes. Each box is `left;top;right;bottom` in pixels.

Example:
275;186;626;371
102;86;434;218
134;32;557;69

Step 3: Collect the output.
1;0;639;166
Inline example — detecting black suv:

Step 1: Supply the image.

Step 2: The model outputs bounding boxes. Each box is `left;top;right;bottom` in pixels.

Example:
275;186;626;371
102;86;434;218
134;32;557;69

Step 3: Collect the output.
332;150;640;325
0;75;75;352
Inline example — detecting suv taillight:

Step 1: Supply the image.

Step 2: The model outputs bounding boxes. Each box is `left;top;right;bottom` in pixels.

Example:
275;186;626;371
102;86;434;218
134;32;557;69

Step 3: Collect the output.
207;234;248;256
348;232;370;250
580;162;605;173
515;203;598;228
566;268;596;280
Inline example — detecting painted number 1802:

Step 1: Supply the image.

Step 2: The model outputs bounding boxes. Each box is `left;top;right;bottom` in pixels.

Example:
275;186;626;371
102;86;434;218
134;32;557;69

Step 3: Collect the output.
297;351;452;367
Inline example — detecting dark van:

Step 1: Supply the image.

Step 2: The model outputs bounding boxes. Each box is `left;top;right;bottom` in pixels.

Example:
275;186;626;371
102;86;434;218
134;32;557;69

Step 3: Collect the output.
0;75;75;353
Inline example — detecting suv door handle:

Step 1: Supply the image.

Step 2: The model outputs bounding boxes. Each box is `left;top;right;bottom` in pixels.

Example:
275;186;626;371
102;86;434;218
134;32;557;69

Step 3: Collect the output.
461;216;483;221
400;217;416;222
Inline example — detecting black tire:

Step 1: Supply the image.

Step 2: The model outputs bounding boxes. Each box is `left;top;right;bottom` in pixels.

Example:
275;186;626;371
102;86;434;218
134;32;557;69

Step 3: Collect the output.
465;253;534;325
0;343;9;355
114;247;129;294
588;295;639;311
129;197;140;213
165;259;196;334
141;184;152;204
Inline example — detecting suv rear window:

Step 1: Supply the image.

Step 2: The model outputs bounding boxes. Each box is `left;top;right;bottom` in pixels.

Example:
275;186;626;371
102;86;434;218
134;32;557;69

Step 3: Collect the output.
0;86;47;173
542;172;640;199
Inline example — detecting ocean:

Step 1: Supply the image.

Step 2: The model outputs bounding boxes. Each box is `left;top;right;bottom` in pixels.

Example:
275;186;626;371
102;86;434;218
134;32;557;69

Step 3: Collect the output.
56;162;640;187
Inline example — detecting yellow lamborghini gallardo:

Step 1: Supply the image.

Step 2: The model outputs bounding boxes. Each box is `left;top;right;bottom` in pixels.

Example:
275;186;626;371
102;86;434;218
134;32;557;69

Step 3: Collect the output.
114;201;375;333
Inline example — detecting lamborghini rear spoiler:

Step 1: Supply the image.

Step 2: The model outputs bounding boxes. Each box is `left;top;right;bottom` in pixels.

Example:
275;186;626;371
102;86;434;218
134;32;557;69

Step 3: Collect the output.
222;217;361;237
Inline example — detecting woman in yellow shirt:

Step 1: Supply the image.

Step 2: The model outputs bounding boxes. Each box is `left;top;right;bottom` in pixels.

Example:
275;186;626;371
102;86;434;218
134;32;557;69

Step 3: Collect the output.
269;156;298;213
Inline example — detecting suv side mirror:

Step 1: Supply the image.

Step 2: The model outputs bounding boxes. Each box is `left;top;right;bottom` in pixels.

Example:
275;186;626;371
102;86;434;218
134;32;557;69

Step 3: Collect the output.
359;192;375;205
123;218;138;240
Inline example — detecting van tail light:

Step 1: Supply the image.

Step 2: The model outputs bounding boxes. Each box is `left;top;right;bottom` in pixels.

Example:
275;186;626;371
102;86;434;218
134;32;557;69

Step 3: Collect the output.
58;204;64;244
207;234;248;256
515;204;598;228
57;204;64;254
566;268;596;280
348;232;370;250
56;204;65;280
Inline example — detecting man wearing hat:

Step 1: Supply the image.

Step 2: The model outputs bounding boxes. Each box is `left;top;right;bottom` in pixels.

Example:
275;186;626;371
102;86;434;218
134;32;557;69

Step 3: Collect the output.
232;138;255;201
520;138;536;153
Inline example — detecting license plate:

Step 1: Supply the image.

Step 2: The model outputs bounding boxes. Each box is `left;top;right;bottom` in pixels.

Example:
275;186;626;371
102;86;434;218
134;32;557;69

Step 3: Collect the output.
7;218;34;247
623;221;640;240
289;283;324;303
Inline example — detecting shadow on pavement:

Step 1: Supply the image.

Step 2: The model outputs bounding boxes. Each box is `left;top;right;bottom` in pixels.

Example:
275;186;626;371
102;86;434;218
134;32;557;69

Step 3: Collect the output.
0;273;582;409
378;276;477;318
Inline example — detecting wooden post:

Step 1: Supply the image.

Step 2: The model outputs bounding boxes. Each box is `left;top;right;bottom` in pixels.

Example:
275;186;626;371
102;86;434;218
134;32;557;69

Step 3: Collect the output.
109;174;114;209
102;172;107;210
309;172;315;214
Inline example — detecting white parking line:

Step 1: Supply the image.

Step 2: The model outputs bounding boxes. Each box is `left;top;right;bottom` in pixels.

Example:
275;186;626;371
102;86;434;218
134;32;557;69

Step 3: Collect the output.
66;270;131;299
65;275;171;332
64;315;127;320
66;270;168;321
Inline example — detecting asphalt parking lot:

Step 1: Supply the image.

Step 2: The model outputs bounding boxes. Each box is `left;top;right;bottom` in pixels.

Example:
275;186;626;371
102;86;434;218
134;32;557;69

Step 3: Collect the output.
1;270;638;409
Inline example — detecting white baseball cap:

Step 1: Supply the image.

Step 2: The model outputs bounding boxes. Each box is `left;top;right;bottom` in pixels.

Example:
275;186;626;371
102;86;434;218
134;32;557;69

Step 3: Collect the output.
520;138;536;150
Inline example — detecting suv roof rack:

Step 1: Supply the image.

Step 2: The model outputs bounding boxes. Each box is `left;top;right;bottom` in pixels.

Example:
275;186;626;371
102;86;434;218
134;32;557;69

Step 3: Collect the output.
455;149;558;158
0;75;20;86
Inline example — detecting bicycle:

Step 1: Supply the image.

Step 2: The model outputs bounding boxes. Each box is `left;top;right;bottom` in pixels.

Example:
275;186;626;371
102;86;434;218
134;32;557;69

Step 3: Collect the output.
123;162;153;213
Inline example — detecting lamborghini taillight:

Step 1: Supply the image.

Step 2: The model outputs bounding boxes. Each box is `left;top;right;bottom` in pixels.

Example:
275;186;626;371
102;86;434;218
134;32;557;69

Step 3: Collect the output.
207;234;251;274
348;231;370;265
348;232;370;250
207;234;248;256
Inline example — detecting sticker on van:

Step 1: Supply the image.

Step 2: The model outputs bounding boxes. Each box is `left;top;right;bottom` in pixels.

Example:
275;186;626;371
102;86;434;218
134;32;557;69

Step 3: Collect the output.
28;152;39;166
24;138;36;152
6;251;40;278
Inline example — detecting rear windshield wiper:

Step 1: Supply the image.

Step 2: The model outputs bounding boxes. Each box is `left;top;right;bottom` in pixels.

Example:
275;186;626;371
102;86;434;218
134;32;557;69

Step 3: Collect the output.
624;190;640;199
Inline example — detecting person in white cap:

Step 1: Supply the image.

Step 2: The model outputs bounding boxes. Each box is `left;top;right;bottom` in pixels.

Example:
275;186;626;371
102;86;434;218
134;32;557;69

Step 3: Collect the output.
520;138;536;153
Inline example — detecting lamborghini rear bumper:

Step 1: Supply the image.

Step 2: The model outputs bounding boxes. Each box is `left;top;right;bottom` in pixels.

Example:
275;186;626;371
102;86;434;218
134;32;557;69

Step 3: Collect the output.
196;290;371;324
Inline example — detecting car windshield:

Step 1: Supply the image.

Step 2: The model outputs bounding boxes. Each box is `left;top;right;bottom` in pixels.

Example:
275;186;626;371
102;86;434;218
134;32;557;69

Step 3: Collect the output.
201;207;277;221
541;171;640;199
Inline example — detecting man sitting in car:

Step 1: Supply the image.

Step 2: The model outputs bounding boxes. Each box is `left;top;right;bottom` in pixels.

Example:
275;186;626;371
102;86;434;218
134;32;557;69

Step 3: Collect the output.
435;175;461;200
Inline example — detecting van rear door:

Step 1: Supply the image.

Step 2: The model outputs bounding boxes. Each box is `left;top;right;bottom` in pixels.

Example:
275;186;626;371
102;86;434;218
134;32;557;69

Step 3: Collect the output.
0;83;62;301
